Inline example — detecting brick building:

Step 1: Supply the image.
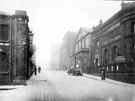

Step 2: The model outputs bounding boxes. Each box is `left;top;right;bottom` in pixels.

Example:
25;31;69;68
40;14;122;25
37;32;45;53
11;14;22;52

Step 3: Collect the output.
91;2;135;83
0;10;34;85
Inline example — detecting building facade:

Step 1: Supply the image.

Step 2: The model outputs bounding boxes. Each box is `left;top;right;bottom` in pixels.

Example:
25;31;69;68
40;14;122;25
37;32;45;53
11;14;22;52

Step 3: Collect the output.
59;31;77;70
91;2;135;83
70;27;92;73
0;10;34;85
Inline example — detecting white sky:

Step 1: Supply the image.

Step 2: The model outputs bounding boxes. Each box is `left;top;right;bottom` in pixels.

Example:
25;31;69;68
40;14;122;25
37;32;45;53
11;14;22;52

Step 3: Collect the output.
0;0;131;67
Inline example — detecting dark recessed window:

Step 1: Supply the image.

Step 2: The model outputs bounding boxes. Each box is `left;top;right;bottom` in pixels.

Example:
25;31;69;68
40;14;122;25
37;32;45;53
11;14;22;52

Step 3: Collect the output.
104;49;108;64
0;24;9;41
112;45;118;62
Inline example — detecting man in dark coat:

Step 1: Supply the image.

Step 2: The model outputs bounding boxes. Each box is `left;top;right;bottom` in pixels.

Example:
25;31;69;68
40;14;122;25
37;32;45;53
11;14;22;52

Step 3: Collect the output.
38;66;41;73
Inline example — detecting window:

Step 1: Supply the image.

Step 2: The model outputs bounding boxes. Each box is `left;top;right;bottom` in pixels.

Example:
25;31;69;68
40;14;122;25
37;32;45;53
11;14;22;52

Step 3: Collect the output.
112;45;118;62
97;41;99;48
106;66;109;71
133;24;135;34
95;58;99;66
111;66;114;71
79;41;81;49
116;65;119;71
0;52;9;71
133;43;135;54
85;35;89;48
82;39;85;48
75;44;78;52
0;24;9;41
104;49;109;64
95;40;99;50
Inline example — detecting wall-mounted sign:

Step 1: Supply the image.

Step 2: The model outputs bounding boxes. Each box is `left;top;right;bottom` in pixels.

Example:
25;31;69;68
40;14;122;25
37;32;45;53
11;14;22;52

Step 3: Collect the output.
115;56;125;63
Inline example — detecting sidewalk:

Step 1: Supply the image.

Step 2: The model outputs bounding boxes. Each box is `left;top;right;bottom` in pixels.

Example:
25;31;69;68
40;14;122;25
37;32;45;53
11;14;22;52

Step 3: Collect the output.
29;71;47;81
0;71;47;90
0;85;25;90
83;73;134;87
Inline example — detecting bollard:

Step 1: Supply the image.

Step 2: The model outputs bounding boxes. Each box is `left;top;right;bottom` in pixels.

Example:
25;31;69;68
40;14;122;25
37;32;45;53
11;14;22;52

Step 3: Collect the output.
101;68;105;80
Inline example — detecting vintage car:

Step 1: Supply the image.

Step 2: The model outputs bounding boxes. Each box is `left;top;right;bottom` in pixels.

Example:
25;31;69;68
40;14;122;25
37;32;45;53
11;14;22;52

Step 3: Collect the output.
67;68;83;76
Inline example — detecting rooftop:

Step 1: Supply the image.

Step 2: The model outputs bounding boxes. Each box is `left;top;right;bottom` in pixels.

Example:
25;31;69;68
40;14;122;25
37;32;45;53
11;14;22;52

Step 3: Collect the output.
0;11;12;16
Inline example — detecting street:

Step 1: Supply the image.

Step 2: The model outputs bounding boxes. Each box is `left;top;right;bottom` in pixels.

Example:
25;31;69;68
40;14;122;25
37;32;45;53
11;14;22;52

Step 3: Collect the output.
0;70;135;101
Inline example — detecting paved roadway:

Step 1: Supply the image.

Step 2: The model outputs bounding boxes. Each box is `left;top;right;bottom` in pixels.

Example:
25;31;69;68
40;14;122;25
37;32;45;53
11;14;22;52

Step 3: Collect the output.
0;70;135;101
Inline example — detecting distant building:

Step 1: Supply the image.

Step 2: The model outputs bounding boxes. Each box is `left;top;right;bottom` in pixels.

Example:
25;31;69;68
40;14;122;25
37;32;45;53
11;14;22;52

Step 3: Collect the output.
91;2;135;83
59;31;77;70
70;27;93;73
0;10;34;85
50;42;61;70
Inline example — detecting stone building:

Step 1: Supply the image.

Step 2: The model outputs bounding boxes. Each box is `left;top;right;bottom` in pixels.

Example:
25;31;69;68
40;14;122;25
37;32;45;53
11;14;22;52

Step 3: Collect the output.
59;31;77;70
70;27;92;73
91;2;135;83
0;10;34;85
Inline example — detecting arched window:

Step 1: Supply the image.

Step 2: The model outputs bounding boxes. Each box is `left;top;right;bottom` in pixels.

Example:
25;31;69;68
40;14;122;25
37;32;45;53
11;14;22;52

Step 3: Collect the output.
112;45;118;62
0;52;8;63
104;49;108;64
0;52;9;71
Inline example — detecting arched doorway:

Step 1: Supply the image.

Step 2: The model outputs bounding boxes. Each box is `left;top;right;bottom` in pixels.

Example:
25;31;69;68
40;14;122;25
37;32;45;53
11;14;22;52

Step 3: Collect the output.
0;51;9;85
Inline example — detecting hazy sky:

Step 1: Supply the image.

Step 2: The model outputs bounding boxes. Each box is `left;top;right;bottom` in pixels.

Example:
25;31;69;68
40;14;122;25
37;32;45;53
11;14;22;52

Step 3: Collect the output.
0;0;129;67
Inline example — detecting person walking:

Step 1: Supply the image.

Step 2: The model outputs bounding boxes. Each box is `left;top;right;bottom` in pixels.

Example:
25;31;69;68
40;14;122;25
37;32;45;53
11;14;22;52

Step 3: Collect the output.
38;66;41;73
34;67;37;75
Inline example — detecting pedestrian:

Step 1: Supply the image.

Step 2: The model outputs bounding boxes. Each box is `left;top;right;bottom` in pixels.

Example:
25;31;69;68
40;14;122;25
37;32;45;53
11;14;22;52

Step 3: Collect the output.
38;66;41;73
35;67;37;75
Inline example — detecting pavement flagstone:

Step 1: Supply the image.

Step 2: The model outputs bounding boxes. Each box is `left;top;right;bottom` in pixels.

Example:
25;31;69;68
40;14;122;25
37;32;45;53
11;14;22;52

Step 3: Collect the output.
0;71;63;101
